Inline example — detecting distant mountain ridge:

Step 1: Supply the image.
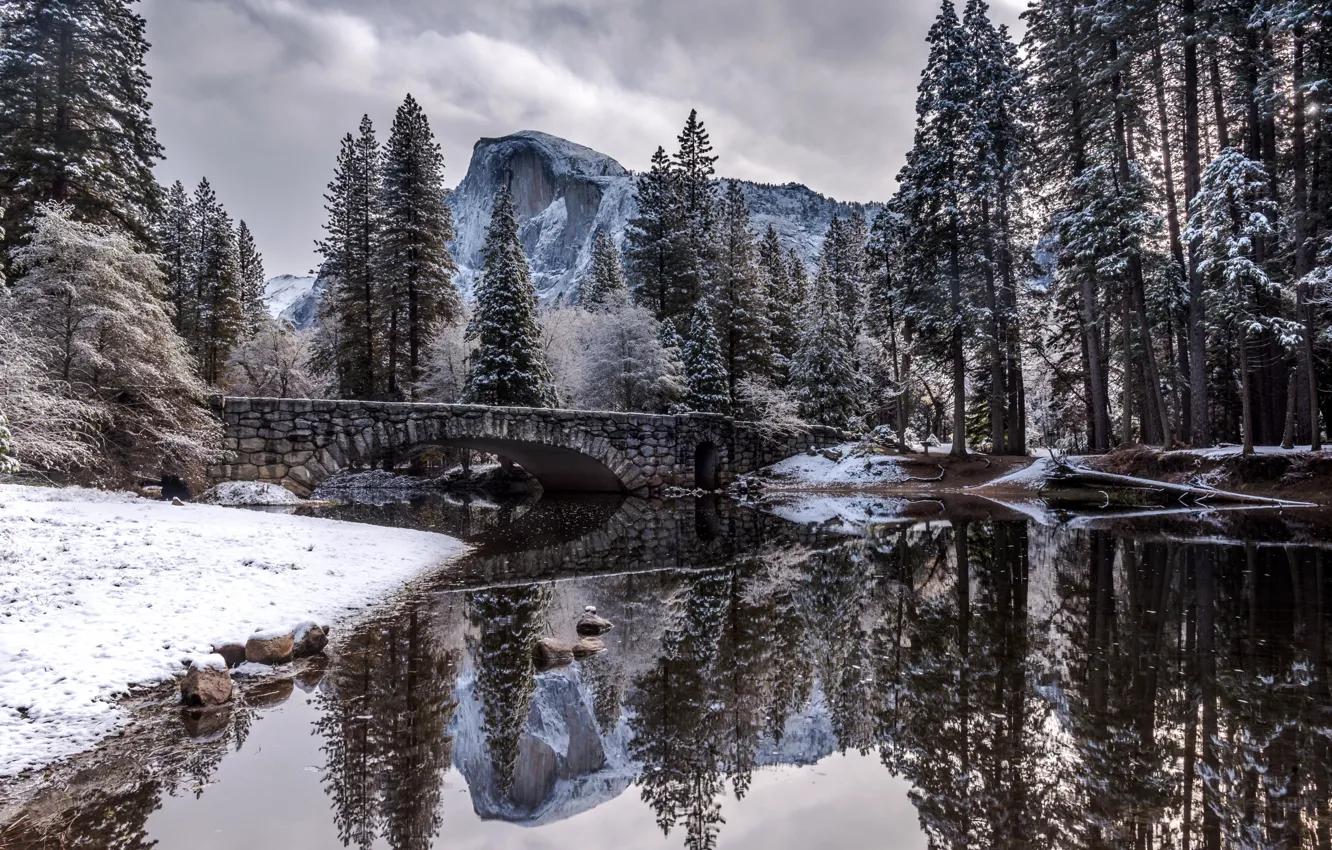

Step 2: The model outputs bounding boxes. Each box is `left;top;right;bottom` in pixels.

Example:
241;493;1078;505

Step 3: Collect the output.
449;130;880;304
269;129;879;327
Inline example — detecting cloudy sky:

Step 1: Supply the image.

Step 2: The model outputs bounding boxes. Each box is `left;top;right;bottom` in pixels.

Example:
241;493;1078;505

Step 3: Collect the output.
141;0;1025;277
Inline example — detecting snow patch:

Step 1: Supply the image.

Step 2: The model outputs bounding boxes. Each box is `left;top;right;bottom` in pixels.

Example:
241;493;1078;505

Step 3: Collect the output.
0;484;467;777
200;481;305;506
761;443;906;488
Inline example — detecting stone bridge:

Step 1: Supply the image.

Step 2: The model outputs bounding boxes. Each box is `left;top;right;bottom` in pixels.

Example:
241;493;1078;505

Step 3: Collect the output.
209;397;843;497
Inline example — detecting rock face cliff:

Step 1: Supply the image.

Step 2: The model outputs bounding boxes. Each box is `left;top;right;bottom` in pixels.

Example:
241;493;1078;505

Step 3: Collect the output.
273;130;878;324
448;130;877;304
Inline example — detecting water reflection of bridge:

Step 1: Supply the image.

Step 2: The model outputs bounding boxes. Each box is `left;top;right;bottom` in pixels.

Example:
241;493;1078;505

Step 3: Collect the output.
11;500;1332;850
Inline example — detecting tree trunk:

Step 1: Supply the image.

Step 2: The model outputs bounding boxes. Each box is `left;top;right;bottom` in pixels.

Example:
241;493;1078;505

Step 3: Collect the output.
1185;0;1209;447
982;199;1005;454
1240;325;1254;456
950;215;966;457
1292;28;1322;450
900;320;914;454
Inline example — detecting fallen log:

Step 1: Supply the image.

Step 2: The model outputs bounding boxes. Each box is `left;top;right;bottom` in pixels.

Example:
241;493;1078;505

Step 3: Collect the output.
1040;466;1316;509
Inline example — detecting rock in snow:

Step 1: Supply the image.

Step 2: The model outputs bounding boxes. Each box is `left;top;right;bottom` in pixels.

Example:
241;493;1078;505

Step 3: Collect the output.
245;630;295;665
180;660;233;707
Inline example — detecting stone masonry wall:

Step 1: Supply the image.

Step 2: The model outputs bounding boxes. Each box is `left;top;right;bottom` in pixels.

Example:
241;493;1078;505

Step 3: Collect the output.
210;397;843;497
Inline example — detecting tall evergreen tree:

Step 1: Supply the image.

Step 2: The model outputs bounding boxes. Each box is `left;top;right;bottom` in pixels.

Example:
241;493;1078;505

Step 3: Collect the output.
158;181;195;340
626;146;688;321
758;227;800;381
896;0;974;455
189;179;243;385
682;300;730;414
463;186;557;408
377;95;459;400
1184;150;1297;455
714;181;773;402
791;261;863;428
0;0;164;266
582;230;628;310
315;117;383;399
235;220;266;337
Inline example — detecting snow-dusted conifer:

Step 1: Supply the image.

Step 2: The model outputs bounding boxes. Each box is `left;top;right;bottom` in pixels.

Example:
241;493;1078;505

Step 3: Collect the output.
190;179;244;384
715;181;774;401
6;203;217;483
0;0;164;265
682;300;730;414
464;186;558;408
791;261;863;428
236;220;266;337
158;181;195;339
759;227;800;381
377;96;460;399
626;147;688;321
895;0;974;455
582;230;629;310
1185;149;1298;454
316;117;382;399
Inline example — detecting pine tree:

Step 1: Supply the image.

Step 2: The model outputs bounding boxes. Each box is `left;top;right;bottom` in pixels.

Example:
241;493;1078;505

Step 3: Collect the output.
158;181;195;340
235;220;266;337
463;186;558;408
582;230;628;310
1184;150;1298;455
758;227;800;381
377;95;460;400
682;300;730;414
626;146;689;321
896;0;975;455
791;261;863;428
657;319;689;412
788;249;810;305
189;179;243;385
714;181;774;403
0;0;164;266
673;110;719;320
316;117;383;399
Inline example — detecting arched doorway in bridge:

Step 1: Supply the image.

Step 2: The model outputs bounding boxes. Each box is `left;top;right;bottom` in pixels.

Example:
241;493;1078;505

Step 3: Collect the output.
694;441;719;491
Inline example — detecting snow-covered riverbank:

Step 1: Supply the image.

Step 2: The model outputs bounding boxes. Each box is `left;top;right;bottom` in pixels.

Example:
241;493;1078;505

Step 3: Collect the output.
0;484;467;778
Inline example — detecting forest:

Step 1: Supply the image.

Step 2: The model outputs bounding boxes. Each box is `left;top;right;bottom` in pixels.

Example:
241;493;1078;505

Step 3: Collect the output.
0;0;1330;485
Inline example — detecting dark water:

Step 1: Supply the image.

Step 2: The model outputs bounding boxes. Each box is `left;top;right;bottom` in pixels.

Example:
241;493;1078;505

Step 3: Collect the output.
11;495;1332;849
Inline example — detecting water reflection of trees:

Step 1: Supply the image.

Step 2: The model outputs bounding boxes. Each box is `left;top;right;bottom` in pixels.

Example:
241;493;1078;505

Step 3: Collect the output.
620;518;1332;850
315;610;460;850
467;583;551;793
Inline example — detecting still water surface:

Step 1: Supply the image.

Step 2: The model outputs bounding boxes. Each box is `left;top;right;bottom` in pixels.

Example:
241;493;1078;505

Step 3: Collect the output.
23;495;1332;848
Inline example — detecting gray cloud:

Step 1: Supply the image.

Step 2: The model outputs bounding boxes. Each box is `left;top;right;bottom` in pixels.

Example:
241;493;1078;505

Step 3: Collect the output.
142;0;1025;277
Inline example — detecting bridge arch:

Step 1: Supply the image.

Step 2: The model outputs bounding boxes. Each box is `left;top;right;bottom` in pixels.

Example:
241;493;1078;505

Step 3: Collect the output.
209;398;844;497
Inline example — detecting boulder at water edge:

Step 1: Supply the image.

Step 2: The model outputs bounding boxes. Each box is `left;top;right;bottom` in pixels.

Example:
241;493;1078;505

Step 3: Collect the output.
292;622;330;659
246;629;295;665
180;656;233;706
211;643;246;668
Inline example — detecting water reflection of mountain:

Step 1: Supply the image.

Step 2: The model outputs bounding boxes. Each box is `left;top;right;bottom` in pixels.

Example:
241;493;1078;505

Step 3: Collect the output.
9;497;1332;850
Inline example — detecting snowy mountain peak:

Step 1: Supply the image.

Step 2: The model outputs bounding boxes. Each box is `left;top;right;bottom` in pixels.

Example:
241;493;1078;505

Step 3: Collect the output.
262;274;317;323
470;131;629;180
448;130;876;305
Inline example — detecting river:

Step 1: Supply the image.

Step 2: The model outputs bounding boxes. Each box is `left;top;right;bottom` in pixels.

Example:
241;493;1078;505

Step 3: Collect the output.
8;493;1332;849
